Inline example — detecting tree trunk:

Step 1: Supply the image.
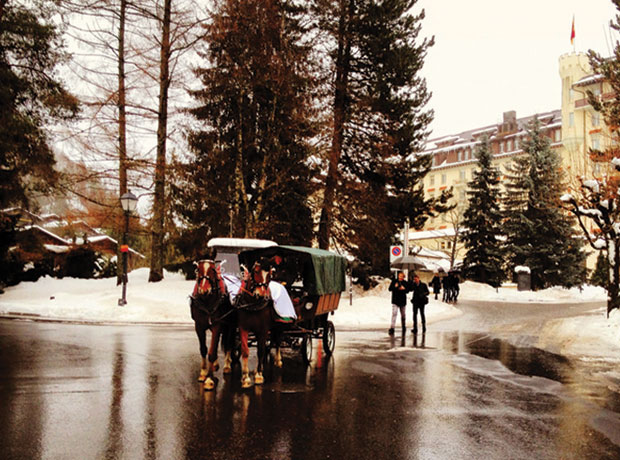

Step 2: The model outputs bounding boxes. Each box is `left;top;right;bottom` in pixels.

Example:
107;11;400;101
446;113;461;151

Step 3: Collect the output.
149;0;171;283
117;0;128;285
318;0;353;250
234;92;250;238
609;239;620;317
0;0;7;24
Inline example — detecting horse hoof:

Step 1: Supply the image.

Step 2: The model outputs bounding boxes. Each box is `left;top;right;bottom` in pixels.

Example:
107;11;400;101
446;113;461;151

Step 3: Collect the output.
255;373;264;385
223;364;232;374
241;375;252;389
198;370;207;382
213;361;220;372
274;359;283;369
203;378;216;391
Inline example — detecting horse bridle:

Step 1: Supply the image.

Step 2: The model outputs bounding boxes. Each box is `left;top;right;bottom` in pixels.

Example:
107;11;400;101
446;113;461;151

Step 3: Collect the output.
191;260;230;318
235;262;272;311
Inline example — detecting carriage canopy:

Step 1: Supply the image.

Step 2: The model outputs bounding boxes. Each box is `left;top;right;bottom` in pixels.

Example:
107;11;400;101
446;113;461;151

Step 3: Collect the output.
238;245;347;296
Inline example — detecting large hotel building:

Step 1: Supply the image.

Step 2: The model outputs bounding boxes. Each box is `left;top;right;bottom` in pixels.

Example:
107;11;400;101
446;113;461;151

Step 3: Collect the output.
411;52;611;268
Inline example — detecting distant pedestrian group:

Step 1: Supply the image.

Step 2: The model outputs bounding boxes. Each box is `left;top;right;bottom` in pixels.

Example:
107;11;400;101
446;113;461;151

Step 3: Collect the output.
442;271;459;303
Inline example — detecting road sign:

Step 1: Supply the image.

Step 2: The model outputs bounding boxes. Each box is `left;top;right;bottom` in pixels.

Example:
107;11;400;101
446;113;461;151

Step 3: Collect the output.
390;245;403;263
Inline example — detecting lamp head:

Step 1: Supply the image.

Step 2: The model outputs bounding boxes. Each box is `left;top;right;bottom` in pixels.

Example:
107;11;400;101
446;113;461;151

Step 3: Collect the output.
120;191;138;213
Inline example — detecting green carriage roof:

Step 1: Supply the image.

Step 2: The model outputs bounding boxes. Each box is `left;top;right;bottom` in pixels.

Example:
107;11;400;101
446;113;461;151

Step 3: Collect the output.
239;245;348;296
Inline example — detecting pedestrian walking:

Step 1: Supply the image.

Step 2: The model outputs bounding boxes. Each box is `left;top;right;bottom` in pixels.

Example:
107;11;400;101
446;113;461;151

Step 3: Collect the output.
451;272;460;303
430;272;441;300
410;273;429;334
388;271;410;335
441;274;450;302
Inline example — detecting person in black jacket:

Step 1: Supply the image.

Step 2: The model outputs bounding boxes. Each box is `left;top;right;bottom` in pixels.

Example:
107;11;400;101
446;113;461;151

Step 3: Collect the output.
410;273;429;334
388;271;410;335
430;273;441;300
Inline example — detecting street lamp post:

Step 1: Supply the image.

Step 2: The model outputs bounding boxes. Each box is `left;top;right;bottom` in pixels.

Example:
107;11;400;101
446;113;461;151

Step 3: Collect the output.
118;191;138;306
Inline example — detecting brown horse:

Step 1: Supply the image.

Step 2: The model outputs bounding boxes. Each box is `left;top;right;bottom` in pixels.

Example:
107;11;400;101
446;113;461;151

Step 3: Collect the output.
235;258;284;389
189;260;236;391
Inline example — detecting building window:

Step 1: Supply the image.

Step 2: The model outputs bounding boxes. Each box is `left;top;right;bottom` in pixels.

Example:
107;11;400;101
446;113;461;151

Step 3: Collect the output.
499;142;504;153
554;129;561;142
569;112;575;127
569;88;575;100
592;112;600;127
441;173;446;184
459;170;466;182
592;136;601;151
430;175;435;186
459;189;466;200
514;137;519;150
593;162;602;176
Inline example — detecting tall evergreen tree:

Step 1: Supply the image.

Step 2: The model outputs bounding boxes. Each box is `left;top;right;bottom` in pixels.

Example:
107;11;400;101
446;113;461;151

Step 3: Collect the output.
460;136;505;287
0;1;78;210
0;1;78;288
172;0;316;258
313;0;449;269
503;120;587;290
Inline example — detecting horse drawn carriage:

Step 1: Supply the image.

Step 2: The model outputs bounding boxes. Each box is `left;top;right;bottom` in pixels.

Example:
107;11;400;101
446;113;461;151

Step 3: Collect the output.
190;238;347;389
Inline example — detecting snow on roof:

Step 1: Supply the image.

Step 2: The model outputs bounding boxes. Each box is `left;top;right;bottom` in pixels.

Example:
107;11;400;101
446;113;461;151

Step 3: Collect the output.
44;244;70;254
425;109;561;154
23;225;70;245
574;74;604;87
470;126;498;137
85;235;117;244
207;238;277;249
408;228;459;240
413;246;451;259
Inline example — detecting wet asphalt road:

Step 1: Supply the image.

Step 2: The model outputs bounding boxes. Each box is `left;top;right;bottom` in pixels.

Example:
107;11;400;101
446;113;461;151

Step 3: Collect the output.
1;301;620;460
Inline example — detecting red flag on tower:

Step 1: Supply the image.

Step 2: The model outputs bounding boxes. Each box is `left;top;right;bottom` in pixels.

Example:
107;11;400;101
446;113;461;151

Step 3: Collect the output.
571;16;575;45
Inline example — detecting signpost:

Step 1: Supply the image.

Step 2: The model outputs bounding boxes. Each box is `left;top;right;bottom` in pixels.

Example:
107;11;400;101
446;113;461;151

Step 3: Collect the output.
390;245;403;264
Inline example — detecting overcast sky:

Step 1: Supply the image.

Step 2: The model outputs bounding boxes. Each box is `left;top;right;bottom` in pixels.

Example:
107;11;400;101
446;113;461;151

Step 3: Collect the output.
418;0;619;139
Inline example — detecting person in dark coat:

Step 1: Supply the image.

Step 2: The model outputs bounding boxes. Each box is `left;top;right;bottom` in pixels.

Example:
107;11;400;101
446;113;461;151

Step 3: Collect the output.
388;271;410;335
441;274;450;302
451;272;460;303
410;273;429;334
430;273;441;300
445;272;459;303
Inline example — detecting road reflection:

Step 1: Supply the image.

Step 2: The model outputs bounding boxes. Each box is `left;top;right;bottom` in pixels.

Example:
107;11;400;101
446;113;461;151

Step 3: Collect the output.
1;321;620;459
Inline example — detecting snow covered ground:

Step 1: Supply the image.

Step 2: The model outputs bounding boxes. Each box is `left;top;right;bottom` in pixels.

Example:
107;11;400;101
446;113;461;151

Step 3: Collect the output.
0;268;618;359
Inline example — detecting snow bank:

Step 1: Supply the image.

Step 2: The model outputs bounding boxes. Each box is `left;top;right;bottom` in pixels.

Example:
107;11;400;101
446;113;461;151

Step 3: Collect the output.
459;281;607;304
0;270;462;327
0;268;194;324
537;307;620;358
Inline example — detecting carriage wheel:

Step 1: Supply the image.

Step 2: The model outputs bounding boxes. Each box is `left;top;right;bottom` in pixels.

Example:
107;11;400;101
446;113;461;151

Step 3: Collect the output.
322;320;335;356
301;333;313;365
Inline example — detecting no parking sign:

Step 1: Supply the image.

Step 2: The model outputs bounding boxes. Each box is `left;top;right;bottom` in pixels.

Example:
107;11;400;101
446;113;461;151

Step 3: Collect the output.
390;245;403;264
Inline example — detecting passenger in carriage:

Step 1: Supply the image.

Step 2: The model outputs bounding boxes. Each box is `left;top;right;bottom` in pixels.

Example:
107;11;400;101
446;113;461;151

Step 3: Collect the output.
269;254;295;287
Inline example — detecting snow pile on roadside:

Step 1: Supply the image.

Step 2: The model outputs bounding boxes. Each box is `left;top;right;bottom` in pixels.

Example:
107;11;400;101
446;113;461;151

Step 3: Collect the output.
0;268;195;323
459;281;607;303
0;269;609;332
0;268;461;327
537;307;620;357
